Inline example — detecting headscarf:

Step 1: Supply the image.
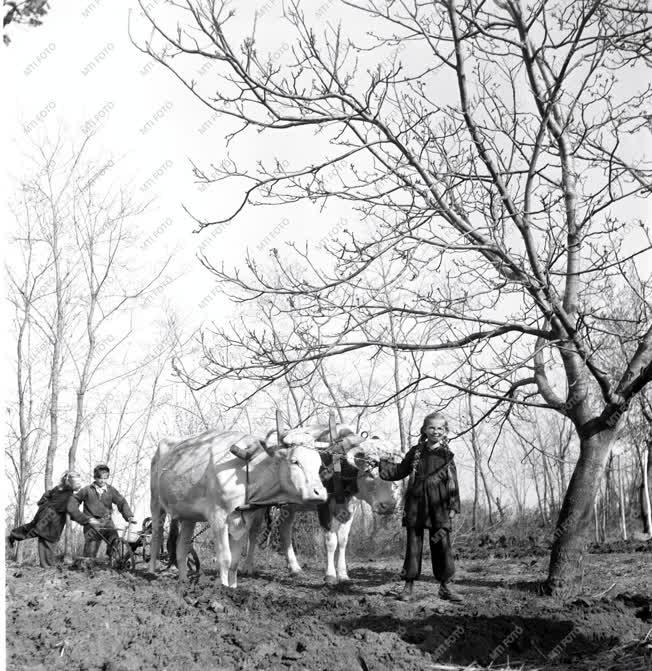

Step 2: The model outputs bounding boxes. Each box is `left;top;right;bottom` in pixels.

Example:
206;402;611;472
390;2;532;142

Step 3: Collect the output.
59;470;81;489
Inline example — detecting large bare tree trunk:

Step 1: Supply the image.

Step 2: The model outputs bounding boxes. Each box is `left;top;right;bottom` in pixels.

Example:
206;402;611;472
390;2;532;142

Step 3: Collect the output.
546;430;615;592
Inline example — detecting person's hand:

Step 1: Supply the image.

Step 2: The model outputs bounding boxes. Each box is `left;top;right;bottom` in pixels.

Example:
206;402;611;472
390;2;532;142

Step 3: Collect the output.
449;510;458;519
334;503;351;524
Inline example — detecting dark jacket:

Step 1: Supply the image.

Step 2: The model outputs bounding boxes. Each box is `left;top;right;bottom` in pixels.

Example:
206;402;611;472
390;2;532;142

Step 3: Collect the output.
74;483;133;521
380;443;461;530
29;485;91;542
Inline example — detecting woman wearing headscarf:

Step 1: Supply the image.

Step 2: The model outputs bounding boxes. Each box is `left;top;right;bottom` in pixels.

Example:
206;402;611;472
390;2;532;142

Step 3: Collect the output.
8;471;99;567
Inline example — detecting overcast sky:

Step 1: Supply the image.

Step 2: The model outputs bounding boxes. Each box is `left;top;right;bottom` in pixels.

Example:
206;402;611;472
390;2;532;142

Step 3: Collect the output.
3;0;363;328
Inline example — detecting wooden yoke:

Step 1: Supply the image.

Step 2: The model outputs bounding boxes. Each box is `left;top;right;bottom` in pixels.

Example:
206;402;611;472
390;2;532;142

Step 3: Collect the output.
329;411;346;504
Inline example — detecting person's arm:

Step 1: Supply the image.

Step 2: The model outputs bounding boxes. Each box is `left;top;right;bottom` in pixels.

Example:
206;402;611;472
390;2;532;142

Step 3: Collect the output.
65;496;93;527
379;446;415;481
74;486;88;504
111;487;135;521
447;455;461;514
36;487;55;506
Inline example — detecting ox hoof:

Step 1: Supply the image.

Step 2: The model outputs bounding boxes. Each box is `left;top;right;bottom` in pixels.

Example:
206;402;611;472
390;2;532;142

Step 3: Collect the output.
324;575;338;586
289;569;304;578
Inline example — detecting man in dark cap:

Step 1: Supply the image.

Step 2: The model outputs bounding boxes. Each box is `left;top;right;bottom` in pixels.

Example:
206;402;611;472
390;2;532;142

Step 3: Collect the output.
75;464;136;559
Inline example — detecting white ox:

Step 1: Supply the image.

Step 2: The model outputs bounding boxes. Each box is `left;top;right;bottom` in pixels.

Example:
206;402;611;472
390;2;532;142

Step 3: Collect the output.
149;426;328;587
243;431;398;584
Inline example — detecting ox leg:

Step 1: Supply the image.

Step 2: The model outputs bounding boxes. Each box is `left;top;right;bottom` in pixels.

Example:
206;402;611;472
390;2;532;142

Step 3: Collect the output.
226;511;250;588
209;511;232;587
323;527;338;585
227;532;247;589
241;508;265;576
176;520;196;583
335;514;355;582
149;505;165;574
279;507;302;575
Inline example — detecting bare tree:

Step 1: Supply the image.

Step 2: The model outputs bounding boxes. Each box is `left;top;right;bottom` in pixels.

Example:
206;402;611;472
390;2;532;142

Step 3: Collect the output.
66;178;157;473
6;205;51;553
19;139;88;489
140;1;652;591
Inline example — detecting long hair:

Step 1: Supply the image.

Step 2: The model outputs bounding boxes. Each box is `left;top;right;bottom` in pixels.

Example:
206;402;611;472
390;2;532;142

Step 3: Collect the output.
410;412;449;487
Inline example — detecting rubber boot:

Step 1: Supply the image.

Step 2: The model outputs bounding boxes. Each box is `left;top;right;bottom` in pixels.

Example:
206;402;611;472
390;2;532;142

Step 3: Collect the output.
398;580;415;602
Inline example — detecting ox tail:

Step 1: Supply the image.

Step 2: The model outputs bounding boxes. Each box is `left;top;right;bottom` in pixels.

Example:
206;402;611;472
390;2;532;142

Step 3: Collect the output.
167;518;179;567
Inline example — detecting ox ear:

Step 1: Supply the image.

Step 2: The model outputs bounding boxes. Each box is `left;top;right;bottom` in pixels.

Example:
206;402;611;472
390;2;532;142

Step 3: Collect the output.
230;435;270;461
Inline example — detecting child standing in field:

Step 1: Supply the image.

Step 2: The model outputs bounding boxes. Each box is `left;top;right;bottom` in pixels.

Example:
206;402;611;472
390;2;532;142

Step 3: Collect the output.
380;411;463;602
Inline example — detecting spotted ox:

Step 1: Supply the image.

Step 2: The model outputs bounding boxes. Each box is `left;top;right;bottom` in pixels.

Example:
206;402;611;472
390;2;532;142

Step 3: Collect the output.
243;431;397;584
149;423;328;587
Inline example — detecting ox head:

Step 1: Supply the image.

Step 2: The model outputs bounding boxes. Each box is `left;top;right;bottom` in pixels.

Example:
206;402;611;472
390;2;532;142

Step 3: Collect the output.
343;436;397;515
311;413;397;515
269;411;328;504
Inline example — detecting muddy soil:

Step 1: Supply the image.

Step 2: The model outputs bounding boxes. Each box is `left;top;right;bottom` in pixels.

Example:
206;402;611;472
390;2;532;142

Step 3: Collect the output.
5;551;652;671
454;535;652;560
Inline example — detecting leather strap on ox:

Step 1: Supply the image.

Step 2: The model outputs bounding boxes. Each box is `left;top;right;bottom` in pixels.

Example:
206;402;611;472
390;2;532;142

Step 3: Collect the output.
236;412;291;510
329;412;346;504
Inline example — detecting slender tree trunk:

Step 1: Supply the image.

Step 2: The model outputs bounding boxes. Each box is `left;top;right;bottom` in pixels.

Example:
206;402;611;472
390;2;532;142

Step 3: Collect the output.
129;371;161;510
14;286;31;545
640;439;652;535
529;455;546;525
481;469;494;523
604;453;613;532
542;454;556;520
44;215;65;491
467;393;479;529
318;365;343;424
69;297;98;471
472;451;479;530
600;486;607;542
617;453;628;541
593;499;600;543
546;430;615;592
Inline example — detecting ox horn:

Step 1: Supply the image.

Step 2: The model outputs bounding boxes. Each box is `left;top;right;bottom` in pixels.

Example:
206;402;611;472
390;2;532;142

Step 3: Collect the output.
261;430;277;456
276;409;288;443
328;411;338;444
